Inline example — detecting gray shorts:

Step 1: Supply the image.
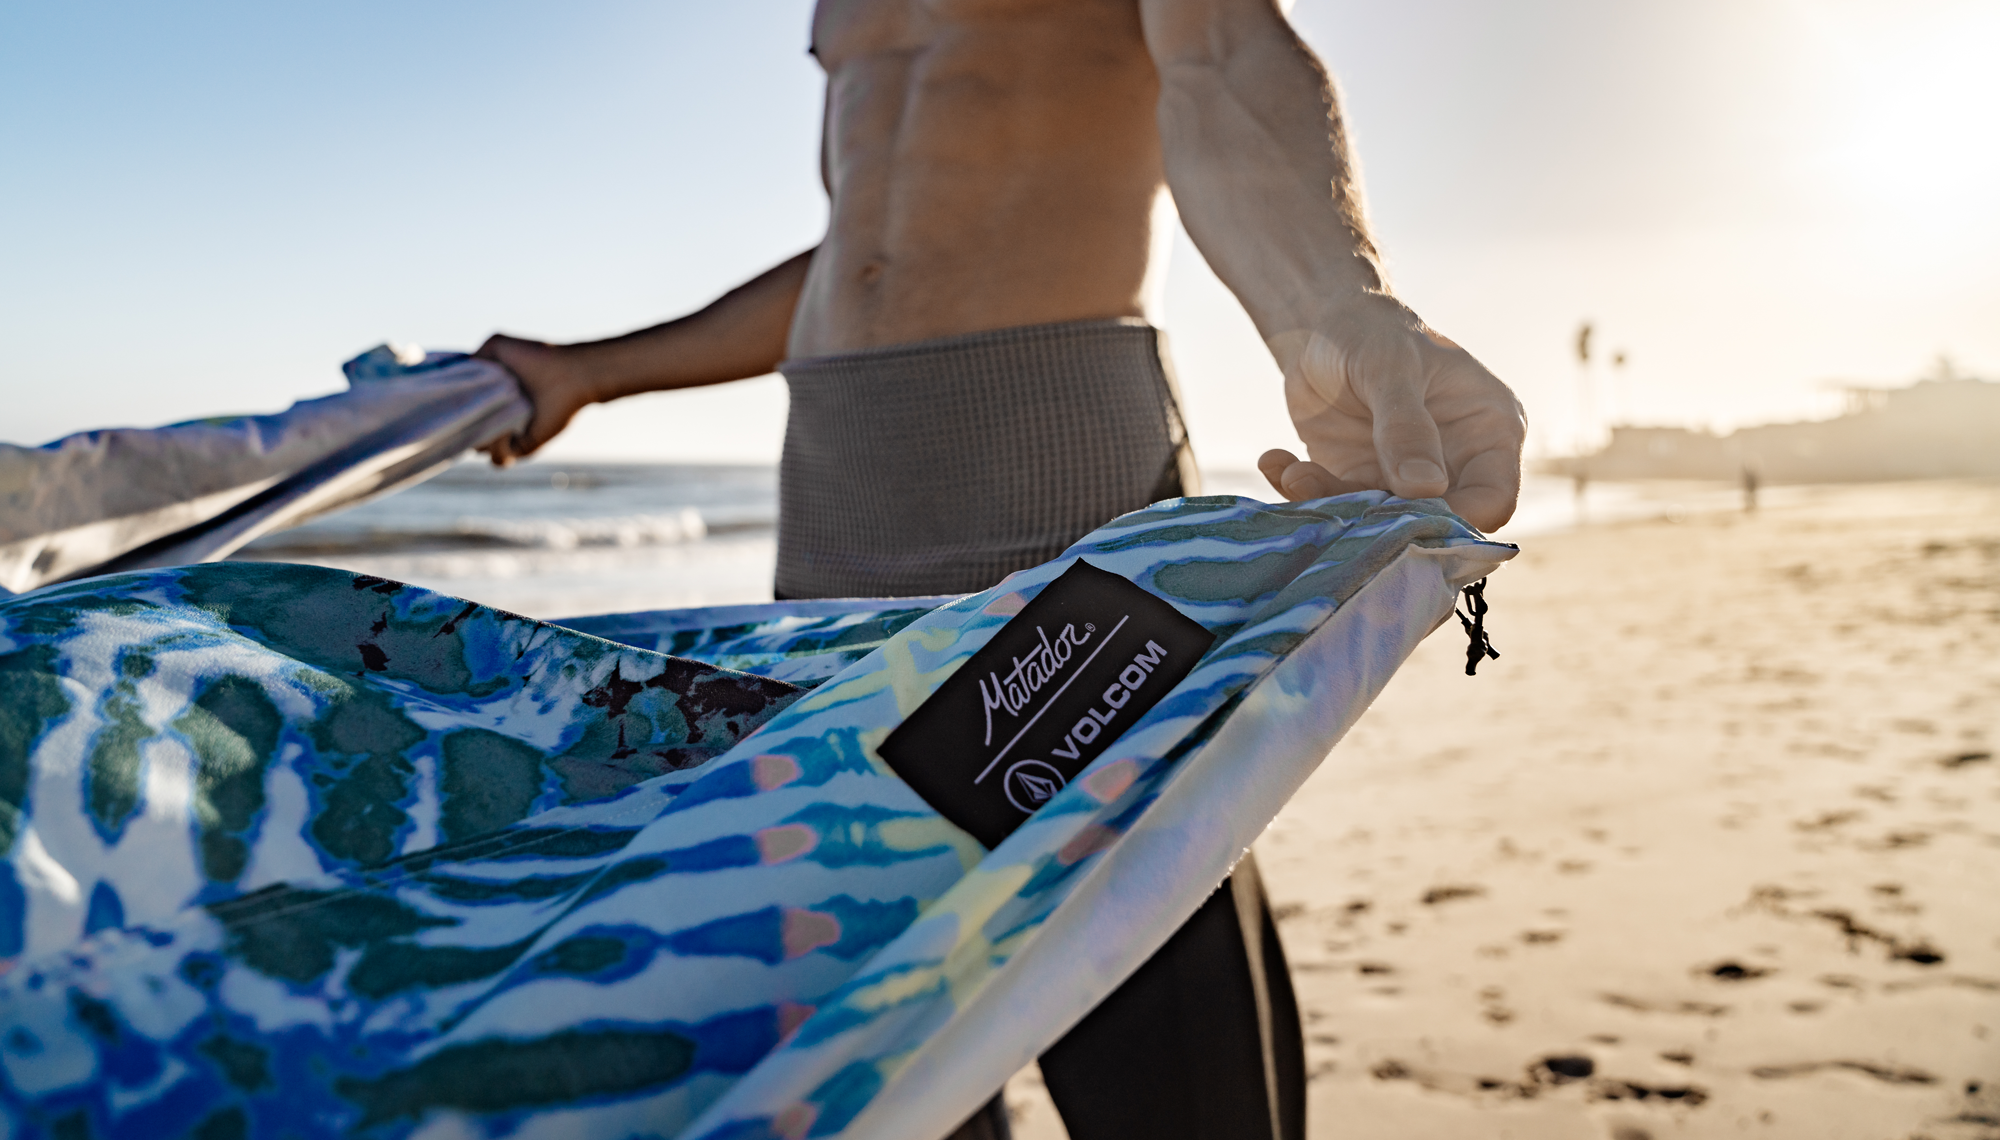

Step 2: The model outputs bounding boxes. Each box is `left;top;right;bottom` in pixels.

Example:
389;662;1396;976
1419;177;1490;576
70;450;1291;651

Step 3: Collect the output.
775;318;1197;599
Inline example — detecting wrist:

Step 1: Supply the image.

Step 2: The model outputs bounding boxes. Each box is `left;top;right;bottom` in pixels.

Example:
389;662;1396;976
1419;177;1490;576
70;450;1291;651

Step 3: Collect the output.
558;341;639;405
1265;290;1418;375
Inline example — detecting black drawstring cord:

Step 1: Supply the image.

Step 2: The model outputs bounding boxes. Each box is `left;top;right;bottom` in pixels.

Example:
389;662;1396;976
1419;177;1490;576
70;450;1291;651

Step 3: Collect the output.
1456;577;1499;676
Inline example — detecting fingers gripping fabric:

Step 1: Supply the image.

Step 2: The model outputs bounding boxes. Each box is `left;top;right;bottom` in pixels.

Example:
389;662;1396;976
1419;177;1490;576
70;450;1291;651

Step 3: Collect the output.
0;493;1512;1139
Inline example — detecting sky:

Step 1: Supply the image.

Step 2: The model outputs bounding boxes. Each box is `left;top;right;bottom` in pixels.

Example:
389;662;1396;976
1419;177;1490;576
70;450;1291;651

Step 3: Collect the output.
4;0;1997;467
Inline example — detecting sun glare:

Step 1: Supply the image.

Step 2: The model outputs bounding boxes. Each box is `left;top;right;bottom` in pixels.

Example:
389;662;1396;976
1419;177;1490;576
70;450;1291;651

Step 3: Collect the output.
1809;2;2000;233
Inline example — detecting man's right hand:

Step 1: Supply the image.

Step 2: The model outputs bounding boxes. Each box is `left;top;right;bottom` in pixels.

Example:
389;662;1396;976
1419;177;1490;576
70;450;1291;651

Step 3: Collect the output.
475;335;599;466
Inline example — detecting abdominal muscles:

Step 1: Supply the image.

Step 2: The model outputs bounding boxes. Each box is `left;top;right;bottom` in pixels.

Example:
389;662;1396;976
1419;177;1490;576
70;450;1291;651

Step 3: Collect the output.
791;0;1169;356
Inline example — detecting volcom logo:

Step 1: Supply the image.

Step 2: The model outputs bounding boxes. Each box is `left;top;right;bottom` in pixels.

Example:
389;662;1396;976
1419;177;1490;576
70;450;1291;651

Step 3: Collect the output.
877;560;1216;849
1003;760;1066;813
978;622;1095;746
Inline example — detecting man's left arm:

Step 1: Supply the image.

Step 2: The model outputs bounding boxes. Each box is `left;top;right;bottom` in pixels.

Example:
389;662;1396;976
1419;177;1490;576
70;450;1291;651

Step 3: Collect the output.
1139;0;1525;530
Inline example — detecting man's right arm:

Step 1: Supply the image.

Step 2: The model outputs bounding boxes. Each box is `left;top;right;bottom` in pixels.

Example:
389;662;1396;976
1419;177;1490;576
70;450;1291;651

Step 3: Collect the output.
478;248;814;464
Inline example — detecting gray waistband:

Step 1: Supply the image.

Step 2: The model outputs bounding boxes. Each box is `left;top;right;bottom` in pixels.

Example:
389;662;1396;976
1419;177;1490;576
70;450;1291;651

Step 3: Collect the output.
775;318;1195;599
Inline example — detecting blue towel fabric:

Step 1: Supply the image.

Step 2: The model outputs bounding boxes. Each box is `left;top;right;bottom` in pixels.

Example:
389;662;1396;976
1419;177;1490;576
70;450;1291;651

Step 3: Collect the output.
0;492;1511;1139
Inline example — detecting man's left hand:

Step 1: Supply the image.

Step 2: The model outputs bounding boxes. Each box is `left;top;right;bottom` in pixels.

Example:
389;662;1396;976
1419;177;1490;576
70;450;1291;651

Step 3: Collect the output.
1258;294;1525;532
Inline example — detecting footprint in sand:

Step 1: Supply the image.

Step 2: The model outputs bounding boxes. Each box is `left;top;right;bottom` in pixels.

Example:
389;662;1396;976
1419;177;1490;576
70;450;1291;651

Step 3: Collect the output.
1699;959;1772;981
1749;1060;1937;1085
1479;985;1516;1026
1536;1055;1595;1083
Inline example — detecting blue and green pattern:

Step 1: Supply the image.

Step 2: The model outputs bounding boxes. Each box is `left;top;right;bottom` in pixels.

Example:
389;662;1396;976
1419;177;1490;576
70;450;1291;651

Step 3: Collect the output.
0;493;1511;1139
560;597;957;689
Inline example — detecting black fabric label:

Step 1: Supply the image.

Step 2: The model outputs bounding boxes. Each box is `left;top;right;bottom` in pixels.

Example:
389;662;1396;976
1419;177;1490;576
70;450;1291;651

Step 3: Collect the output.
878;559;1216;848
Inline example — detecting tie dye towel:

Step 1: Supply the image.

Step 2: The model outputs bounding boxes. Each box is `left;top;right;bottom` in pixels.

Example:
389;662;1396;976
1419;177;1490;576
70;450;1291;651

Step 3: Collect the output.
0;493;1512;1139
0;347;526;596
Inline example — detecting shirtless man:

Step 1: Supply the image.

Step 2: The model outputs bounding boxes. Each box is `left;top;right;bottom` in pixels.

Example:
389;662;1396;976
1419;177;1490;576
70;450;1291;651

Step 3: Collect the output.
480;0;1524;1135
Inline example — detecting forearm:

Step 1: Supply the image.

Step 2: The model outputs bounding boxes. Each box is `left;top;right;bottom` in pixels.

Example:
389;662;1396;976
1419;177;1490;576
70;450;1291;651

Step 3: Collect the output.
1145;1;1522;524
1146;3;1388;366
570;248;814;401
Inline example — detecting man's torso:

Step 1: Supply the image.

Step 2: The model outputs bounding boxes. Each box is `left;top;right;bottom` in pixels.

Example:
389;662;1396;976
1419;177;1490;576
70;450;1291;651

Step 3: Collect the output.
790;0;1168;358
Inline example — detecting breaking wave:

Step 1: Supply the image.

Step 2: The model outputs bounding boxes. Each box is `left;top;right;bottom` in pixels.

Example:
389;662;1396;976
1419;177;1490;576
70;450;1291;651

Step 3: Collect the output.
448;509;708;549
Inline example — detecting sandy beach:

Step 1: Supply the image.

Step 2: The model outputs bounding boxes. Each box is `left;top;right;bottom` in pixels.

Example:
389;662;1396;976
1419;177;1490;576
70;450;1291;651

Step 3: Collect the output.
1008;479;2000;1140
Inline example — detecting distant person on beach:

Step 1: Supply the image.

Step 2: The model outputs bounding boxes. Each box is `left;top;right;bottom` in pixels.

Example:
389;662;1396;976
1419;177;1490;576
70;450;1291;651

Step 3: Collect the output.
477;1;1525;1136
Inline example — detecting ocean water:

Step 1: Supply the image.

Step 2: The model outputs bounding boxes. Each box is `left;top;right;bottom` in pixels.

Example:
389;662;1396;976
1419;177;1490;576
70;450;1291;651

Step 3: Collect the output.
234;462;1737;620
235;462;781;619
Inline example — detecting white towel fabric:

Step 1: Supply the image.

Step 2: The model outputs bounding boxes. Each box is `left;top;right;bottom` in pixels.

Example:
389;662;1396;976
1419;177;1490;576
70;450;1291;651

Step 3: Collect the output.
0;346;527;595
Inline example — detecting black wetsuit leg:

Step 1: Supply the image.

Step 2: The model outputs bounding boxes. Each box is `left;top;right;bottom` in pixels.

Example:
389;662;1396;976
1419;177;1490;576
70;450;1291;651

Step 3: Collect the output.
1035;851;1304;1140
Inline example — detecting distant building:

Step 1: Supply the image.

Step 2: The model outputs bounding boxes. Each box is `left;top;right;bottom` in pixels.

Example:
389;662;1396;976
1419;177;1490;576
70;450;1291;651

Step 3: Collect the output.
1547;376;2000;483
